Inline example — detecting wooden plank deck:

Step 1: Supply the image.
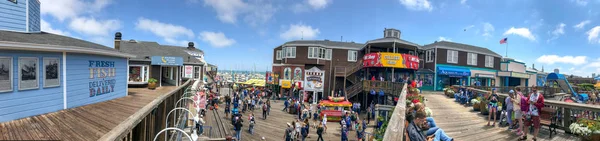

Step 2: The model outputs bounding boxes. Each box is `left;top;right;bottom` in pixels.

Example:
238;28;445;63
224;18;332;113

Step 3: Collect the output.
0;86;177;141
423;92;580;141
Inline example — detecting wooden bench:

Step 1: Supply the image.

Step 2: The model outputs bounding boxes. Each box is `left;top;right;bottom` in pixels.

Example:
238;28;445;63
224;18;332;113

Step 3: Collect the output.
539;107;558;138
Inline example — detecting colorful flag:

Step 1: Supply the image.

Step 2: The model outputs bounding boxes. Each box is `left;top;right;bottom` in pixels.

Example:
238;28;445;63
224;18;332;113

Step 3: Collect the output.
499;38;507;44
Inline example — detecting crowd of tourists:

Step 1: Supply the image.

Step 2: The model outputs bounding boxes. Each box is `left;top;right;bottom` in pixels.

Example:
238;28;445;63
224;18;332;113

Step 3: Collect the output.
454;85;546;141
406;101;453;141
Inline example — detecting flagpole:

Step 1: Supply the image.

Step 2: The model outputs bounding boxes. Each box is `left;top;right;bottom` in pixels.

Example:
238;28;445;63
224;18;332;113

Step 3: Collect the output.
505;40;508;57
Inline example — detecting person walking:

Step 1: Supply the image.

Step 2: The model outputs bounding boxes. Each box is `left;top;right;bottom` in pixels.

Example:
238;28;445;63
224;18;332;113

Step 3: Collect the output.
520;87;544;141
284;123;293;141
266;99;271;115
366;104;372;124
341;125;348;141
283;99;289;112
322;114;328;133
195;115;205;136
234;117;243;141
262;102;268;119
225;104;230;118
248;114;255;134
301;123;308;141
316;123;325;141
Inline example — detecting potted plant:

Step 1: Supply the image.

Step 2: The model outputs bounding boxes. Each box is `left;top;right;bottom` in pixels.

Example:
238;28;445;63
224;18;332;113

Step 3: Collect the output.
569;119;600;141
377;116;385;128
148;78;158;90
471;98;481;111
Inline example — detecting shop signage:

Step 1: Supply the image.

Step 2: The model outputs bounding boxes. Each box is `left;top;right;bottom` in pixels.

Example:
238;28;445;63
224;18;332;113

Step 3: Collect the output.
304;67;325;92
184;65;193;78
438;69;470;77
273;73;279;85
281;80;292;88
266;71;273;84
511;72;529;78
88;60;117;97
294;67;303;81
362;53;419;69
475;73;495;78
151;56;183;66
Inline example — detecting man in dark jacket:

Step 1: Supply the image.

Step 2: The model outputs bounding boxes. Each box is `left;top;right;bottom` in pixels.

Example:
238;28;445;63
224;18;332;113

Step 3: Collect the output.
234;117;243;141
407;110;427;141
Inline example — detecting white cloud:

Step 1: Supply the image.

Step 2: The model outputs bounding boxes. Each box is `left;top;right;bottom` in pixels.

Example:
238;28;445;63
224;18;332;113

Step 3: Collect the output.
438;37;451;41
547;23;566;42
464;25;474;31
135;17;194;40
482;22;494;38
503;27;536;41
536;55;587;65
574;20;591;30
204;0;277;26
398;0;432;11
572;0;588;6
292;0;332;13
586;26;600;44
280;23;320;40
41;19;70;36
199;31;236;48
40;0;112;21
68;17;121;36
460;0;467;5
203;0;248;24
307;0;332;9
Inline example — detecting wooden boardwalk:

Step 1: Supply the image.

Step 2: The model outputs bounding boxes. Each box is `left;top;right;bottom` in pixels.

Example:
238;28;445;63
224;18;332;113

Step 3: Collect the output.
0;86;177;141
423;92;580;141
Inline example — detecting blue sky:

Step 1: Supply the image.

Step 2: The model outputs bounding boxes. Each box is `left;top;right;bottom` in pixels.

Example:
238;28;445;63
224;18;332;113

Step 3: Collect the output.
40;0;600;76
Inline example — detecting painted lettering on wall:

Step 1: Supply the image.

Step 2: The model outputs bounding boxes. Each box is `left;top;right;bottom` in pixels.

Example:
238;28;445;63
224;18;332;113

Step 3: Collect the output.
89;61;117;97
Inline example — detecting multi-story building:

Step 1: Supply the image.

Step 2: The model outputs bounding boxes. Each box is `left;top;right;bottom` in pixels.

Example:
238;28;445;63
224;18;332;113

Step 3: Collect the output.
272;40;363;104
421;41;502;91
0;0;40;32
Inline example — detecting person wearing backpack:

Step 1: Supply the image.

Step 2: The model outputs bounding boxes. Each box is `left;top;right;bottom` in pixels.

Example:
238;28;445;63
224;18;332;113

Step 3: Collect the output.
234;117;243;141
316;122;324;141
248;114;255;134
262;103;268;119
301;123;308;141
284;123;294;141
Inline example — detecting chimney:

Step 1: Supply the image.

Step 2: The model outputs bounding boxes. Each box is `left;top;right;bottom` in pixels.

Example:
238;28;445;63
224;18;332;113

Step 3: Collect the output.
114;32;122;50
188;42;195;49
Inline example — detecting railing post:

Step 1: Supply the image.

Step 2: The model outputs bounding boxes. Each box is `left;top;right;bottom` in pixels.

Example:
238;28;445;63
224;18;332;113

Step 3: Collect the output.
564;107;572;133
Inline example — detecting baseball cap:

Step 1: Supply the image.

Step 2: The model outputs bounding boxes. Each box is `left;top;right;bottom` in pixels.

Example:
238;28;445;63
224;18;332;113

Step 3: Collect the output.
509;90;515;94
492;88;496;91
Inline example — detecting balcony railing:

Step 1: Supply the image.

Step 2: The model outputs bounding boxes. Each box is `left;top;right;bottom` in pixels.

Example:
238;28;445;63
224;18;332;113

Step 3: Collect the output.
334;59;363;77
363;80;404;96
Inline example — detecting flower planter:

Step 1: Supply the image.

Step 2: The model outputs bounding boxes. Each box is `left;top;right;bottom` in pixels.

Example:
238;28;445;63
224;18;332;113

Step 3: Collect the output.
148;82;157;90
581;134;600;141
473;103;480;111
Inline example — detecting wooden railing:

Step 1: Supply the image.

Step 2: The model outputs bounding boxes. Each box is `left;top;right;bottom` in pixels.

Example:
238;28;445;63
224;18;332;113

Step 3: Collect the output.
334;60;363;77
363;80;404;96
346;83;363;99
468;86;563;98
99;79;194;141
383;83;407;140
459;86;600;133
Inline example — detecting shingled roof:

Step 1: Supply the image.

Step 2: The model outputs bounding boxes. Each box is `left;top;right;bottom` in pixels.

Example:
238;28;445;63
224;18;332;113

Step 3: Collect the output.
282;40;365;49
0;30;134;58
422;41;502;57
118;40;204;64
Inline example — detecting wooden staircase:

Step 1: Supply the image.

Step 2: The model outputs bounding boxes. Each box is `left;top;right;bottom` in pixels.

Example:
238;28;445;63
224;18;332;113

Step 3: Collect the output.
345;82;363;99
334;59;363;77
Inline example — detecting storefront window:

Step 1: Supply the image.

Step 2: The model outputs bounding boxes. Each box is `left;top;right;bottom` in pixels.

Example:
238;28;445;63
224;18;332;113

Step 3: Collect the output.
129;65;149;83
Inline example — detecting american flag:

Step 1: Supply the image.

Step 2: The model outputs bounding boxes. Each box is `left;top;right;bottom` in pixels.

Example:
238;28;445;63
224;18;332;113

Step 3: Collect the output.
499;38;507;44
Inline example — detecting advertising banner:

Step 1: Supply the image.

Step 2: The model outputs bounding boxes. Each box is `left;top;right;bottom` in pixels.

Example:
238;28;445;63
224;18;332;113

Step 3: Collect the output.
362;53;419;69
266;71;273;84
304;67;325;92
151;56;183;66
511;72;529;78
281;80;292;88
184;65;193;78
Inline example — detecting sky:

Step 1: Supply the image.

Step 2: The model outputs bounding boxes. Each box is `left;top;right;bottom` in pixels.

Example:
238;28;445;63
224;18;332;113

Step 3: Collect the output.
39;0;600;77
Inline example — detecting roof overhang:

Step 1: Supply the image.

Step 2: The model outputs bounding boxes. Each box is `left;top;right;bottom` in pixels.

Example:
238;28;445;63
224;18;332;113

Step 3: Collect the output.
0;41;136;58
364;38;420;51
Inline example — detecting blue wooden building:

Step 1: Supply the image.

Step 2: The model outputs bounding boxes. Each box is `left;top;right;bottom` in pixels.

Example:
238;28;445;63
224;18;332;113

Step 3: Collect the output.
0;0;40;32
0;30;135;123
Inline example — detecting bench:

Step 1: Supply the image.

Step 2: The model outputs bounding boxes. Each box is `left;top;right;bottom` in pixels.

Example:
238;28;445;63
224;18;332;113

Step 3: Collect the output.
539;107;558;138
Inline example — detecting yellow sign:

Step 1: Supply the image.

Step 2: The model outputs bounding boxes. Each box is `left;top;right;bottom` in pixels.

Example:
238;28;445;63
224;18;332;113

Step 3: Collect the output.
511;72;529;78
379;53;406;68
281;80;292;88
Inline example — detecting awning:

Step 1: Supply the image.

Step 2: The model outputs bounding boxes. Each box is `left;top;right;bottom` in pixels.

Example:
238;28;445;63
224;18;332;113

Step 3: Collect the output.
437;66;471;77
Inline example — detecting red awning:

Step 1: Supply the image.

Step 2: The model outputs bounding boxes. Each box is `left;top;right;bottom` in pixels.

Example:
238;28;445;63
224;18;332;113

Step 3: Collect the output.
319;100;352;107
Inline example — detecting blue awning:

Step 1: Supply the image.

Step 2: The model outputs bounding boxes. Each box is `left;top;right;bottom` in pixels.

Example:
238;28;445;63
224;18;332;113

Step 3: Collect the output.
437;66;471;77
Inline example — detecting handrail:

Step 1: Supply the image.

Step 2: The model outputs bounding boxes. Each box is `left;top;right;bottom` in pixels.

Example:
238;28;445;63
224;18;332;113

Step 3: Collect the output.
99;79;193;140
363;80;405;96
383;83;407;140
346;83;363;98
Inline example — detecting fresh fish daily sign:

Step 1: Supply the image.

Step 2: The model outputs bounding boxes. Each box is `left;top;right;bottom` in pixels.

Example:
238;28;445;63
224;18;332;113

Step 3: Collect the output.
89;61;117;97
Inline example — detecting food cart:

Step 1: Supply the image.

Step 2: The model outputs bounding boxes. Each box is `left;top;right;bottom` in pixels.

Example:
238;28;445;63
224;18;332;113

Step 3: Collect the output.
318;97;352;122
